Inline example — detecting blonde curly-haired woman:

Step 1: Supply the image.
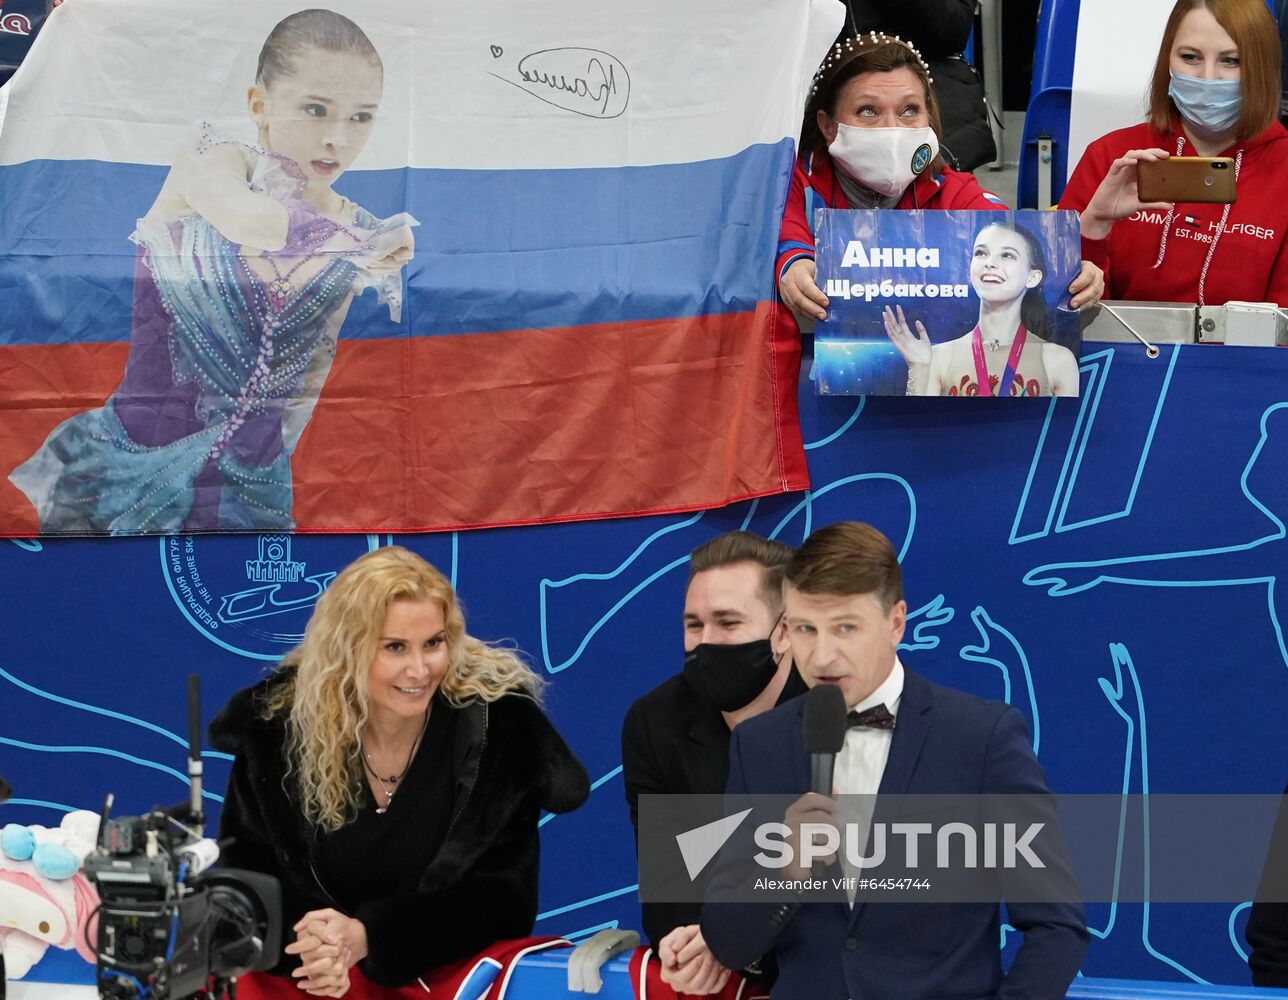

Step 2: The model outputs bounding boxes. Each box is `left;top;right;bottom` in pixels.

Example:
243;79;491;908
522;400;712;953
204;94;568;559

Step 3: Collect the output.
209;546;589;998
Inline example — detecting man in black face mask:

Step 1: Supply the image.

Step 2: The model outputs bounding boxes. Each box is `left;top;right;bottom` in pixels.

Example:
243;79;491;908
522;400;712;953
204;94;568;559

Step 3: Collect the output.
622;530;805;994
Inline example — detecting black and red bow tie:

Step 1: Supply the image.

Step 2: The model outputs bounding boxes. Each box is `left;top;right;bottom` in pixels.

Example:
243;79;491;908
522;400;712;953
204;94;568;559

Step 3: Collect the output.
847;704;895;730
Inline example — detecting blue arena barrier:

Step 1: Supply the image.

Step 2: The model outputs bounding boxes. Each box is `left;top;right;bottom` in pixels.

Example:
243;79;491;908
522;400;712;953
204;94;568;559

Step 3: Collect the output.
10;960;1288;999
502;955;1288;1000
373;950;1288;999
1067;979;1288;999
506;951;638;998
12;335;1288;992
1019;0;1081;208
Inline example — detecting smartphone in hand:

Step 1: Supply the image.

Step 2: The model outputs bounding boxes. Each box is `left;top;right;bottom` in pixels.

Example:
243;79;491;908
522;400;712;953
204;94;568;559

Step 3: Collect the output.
1137;156;1237;204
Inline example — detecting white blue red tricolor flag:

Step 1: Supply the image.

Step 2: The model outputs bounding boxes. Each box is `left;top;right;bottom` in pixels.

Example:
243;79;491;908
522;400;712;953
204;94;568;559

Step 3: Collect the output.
0;0;840;534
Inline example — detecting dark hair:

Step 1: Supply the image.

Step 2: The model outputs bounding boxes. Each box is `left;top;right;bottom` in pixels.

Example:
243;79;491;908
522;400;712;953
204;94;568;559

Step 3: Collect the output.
785;522;903;611
801;36;944;159
1148;0;1281;143
688;531;794;614
975;221;1052;342
256;8;382;88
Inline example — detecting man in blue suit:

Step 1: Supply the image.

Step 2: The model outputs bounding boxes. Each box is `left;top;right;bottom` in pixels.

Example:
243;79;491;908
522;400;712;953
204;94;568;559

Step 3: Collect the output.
701;521;1087;999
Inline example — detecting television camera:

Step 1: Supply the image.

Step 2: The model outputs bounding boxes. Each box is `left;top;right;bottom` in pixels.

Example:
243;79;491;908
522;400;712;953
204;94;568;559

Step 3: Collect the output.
82;676;282;999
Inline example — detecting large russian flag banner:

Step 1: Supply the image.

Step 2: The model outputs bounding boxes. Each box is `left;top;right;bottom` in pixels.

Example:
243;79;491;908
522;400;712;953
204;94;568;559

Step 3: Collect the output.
0;0;839;535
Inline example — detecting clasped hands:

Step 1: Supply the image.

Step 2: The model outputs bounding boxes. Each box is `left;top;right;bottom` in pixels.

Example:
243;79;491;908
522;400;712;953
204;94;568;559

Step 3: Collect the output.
284;908;369;997
657;924;731;995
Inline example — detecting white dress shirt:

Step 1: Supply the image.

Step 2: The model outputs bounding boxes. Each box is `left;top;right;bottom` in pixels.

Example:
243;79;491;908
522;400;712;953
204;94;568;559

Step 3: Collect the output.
832;658;904;903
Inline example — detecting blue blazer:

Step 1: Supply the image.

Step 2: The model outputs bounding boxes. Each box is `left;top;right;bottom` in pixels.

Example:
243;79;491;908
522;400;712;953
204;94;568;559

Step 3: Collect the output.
701;669;1087;1000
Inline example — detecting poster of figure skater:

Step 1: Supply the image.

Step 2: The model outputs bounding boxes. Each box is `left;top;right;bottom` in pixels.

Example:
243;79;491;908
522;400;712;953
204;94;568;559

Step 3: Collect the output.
8;8;417;533
812;210;1082;398
0;0;829;537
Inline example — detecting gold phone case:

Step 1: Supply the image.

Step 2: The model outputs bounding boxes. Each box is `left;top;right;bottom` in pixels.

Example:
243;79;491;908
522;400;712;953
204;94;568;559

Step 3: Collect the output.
1137;157;1237;205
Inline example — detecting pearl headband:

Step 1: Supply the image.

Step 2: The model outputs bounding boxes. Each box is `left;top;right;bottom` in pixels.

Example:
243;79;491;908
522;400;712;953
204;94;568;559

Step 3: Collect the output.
809;31;934;99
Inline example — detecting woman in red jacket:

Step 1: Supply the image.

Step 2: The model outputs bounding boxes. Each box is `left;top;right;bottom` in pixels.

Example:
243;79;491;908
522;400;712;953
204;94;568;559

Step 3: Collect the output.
778;33;1104;327
1060;0;1287;306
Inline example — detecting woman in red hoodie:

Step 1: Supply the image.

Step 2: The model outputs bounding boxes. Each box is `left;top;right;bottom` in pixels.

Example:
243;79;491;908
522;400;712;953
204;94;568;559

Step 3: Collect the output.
779;33;1103;327
1060;0;1287;306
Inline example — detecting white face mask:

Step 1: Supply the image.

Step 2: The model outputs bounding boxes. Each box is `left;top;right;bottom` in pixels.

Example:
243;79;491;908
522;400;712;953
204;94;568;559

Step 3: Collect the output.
827;123;940;198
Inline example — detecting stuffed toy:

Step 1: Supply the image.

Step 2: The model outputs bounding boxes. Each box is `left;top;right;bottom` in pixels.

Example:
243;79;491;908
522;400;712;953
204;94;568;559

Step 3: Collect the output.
0;810;100;979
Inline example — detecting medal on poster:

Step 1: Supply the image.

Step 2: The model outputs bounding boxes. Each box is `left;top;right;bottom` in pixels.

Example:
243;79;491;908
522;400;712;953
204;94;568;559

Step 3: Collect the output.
971;324;1027;397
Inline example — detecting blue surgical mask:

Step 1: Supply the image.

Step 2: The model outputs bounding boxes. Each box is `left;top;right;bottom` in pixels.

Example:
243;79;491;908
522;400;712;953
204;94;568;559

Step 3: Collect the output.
1168;71;1242;139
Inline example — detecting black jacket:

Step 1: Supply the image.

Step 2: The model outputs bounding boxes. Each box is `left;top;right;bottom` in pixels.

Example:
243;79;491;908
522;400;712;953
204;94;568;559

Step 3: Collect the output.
840;0;998;172
1248;780;1288;986
621;668;806;947
208;672;590;987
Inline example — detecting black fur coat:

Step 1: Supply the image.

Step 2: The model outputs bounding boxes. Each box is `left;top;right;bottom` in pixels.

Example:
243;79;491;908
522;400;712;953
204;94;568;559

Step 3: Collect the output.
207;672;590;987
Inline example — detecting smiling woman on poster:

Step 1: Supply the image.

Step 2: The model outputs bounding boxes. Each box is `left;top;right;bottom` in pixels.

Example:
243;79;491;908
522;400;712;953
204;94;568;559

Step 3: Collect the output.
8;8;416;534
883;221;1080;396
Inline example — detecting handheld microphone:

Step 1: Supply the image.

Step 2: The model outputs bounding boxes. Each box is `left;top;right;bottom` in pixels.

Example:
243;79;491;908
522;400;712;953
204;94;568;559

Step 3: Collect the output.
801;684;848;882
802;684;848;796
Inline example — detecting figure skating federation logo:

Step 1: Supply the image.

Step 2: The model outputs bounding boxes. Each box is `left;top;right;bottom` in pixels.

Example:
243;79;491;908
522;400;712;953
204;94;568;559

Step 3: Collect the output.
245;536;306;585
911;143;934;176
160;534;387;660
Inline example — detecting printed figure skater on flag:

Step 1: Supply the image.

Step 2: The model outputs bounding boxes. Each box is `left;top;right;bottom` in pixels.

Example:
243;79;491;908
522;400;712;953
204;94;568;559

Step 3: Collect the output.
9;8;417;533
883;220;1079;397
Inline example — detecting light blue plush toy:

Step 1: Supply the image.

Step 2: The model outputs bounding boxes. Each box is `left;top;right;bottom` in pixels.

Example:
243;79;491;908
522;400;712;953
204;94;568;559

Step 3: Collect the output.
0;810;102;978
1;822;36;862
2;815;93;880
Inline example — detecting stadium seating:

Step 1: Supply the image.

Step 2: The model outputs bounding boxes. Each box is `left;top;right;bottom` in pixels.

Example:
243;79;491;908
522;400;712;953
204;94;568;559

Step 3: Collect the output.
1018;0;1081;208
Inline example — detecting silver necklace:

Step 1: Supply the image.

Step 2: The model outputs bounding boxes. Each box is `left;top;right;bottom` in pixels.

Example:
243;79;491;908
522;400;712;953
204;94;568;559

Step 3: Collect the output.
361;709;430;814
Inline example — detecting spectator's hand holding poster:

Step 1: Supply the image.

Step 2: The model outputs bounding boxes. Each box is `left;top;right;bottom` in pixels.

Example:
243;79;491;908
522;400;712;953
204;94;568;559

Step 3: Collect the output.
813;210;1083;397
